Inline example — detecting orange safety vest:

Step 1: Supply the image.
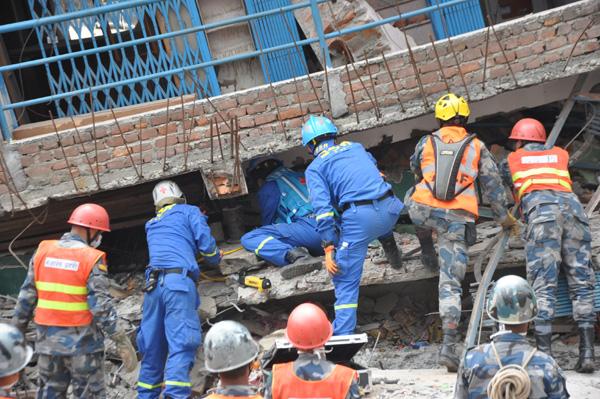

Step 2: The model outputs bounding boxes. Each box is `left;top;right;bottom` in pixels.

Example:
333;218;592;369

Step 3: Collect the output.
33;240;105;327
411;126;482;216
271;362;357;399
507;146;572;201
205;394;262;399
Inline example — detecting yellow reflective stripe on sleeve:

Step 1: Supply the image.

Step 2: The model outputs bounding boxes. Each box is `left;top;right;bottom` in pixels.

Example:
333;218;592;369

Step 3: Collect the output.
98;264;108;272
37;299;89;311
137;381;163;389
316;212;334;221
334;303;358;310
199;248;218;257
517;178;571;199
511;167;570;182
255;236;275;256
164;381;192;387
36;281;88;295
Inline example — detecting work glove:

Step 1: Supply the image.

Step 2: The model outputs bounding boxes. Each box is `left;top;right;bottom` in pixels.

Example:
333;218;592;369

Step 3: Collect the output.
110;330;137;373
322;241;339;275
501;210;519;238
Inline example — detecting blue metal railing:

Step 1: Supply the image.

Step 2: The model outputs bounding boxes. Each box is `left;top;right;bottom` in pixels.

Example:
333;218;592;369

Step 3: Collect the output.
0;0;473;140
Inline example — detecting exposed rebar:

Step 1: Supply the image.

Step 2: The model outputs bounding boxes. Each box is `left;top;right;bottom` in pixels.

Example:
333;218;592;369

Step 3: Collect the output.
89;88;100;188
363;50;381;119
279;8;326;116
287;49;305;124
250;19;288;140
434;0;471;100
139;117;143;178
210;118;214;163
429;35;451;92
322;46;333;119
395;0;428;109
380;50;405;112
215;117;224;160
108;100;141;180
481;27;491;91
49;111;79;192
342;50;360;124
563;17;596;72
487;15;518;87
163;96;170;172
66;102;100;189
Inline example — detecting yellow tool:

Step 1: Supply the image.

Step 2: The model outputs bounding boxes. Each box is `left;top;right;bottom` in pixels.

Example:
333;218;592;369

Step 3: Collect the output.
233;274;272;291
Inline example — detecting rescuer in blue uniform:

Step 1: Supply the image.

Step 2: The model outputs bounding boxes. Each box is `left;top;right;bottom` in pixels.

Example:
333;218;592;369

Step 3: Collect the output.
137;180;222;399
302;115;404;335
241;155;328;279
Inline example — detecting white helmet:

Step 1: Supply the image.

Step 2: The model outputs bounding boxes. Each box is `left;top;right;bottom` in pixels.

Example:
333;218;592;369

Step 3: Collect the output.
0;324;33;377
204;321;259;373
152;180;185;210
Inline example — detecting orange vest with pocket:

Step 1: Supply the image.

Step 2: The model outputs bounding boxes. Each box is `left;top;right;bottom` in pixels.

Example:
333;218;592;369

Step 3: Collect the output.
205;394;262;399
271;362;357;399
411;126;482;216
33;240;105;327
507;146;572;201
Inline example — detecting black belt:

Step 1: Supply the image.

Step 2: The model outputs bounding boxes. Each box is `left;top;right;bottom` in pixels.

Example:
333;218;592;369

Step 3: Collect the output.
342;191;393;212
159;267;196;281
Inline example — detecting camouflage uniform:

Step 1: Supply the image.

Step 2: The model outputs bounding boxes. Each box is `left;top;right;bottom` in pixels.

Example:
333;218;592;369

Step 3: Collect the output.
499;144;596;328
264;352;362;399
12;233;118;399
406;135;509;326
455;332;569;399
206;385;262;398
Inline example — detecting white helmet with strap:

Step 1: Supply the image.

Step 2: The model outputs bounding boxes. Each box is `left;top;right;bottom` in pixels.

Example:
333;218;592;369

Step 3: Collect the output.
152;180;185;211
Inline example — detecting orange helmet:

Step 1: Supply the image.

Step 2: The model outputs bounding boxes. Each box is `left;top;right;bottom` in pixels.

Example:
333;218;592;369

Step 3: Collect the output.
285;303;333;350
68;204;111;232
508;118;546;143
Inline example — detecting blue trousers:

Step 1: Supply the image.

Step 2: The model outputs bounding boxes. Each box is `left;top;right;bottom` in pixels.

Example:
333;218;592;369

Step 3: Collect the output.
241;216;324;266
333;196;403;335
137;271;202;399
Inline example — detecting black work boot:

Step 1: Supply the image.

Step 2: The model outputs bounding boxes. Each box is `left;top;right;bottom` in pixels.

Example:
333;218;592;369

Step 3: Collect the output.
534;331;553;357
438;327;460;372
417;229;439;272
380;235;403;270
575;326;596;373
280;247;322;280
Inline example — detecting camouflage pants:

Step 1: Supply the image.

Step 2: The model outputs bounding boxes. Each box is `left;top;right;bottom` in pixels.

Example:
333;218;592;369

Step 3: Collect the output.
37;352;106;399
524;202;596;326
405;195;474;326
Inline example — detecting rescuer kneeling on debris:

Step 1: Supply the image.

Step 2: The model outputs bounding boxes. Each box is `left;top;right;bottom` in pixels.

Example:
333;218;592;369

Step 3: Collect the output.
264;303;362;399
500;118;596;373
0;323;34;398
455;275;568;398
137;180;222;399
405;93;518;372
302;115;404;336
241;155;334;280
12;203;137;398
203;320;262;398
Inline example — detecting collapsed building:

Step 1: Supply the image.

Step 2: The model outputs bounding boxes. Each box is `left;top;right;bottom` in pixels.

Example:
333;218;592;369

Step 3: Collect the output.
1;0;600;397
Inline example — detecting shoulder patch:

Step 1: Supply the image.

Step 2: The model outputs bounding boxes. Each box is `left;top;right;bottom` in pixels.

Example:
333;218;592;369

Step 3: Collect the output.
98;264;108;272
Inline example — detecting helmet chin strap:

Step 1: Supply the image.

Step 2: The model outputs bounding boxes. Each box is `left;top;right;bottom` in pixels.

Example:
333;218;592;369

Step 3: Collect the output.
86;228;101;245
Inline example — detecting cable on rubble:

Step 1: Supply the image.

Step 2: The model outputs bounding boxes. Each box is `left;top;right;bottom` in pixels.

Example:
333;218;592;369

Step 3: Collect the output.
487;343;537;399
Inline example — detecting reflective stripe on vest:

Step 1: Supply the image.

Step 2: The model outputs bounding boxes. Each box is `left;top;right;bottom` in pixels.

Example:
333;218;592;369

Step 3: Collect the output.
33;240;105;327
271;362;357;399
265;166;314;224
411;127;482;216
507;147;572;201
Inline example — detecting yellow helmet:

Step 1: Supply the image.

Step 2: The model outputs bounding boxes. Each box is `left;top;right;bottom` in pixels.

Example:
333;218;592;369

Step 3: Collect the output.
435;93;470;121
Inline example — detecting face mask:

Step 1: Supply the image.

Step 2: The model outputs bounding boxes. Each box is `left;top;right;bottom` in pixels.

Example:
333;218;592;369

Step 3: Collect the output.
90;235;102;248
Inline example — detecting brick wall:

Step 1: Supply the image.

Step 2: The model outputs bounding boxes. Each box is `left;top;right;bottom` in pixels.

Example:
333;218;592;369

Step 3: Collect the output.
1;0;599;213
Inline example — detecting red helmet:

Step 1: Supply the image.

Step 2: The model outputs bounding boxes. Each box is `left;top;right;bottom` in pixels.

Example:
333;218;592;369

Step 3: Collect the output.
285;303;333;350
508;118;546;143
68;204;111;232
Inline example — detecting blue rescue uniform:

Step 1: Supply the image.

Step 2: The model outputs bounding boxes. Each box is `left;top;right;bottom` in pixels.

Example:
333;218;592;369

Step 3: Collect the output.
241;166;325;266
137;204;221;399
305;141;403;335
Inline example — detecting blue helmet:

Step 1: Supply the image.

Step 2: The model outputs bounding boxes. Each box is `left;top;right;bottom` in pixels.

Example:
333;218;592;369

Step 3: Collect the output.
247;155;283;173
302;115;338;147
